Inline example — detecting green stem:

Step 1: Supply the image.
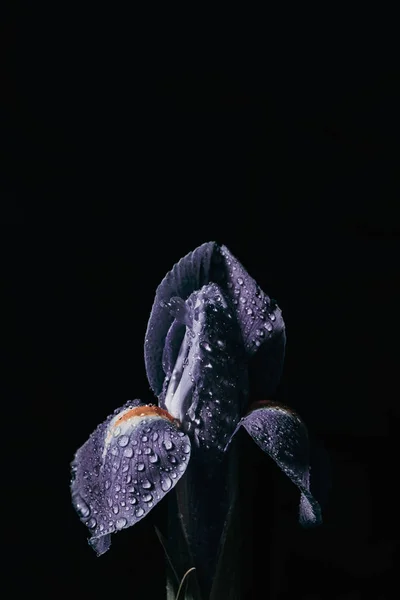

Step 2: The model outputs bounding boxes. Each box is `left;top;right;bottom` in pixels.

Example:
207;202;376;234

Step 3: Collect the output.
161;442;243;599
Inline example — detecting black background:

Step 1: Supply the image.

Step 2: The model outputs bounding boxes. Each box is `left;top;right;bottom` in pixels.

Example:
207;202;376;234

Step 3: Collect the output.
2;7;399;600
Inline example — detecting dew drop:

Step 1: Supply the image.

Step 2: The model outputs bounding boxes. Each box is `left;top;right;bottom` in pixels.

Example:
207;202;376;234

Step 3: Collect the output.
169;455;177;464
269;312;276;321
200;341;212;352
237;277;244;285
163;440;173;450
112;505;119;515
144;447;151;455
123;446;134;458
240;297;246;304
87;517;97;529
137;463;145;471
142;435;148;442
74;495;90;518
118;435;129;447
143;493;153;502
116;517;127;530
128;495;137;505
264;322;273;332
104;480;111;490
161;476;172;492
135;507;145;518
149;453;159;463
142;479;152;489
115;484;121;492
246;307;253;315
152;432;159;442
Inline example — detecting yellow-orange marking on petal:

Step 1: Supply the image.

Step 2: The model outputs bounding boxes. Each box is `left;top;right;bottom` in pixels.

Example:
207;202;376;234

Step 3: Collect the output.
115;405;176;426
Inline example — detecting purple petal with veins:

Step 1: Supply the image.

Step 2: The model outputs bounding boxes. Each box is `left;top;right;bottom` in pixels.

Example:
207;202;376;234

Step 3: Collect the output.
70;400;191;554
227;401;322;526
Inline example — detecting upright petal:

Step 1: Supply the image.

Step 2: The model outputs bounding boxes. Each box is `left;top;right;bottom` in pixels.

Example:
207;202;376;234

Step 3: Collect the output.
145;242;217;397
227;401;322;526
162;282;248;461
144;242;286;403
211;244;286;396
70;401;191;554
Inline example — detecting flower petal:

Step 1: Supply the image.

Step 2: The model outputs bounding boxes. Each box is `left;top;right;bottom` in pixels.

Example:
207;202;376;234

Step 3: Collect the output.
227;401;322;526
70;400;191;554
212;245;286;396
162;282;248;460
145;242;286;403
145;242;217;398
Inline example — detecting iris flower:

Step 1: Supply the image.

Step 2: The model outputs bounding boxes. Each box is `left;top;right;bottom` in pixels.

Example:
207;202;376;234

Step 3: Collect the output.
71;242;322;599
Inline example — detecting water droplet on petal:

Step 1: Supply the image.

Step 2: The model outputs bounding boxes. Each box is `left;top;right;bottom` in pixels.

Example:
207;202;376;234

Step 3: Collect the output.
200;341;212;352
142;435;148;442
144;447;151;455
116;517;127;530
142;479;152;489
149;453;159;463
152;432;159;442
74;495;90;518
105;480;111;490
161;476;172;492
237;277;244;285
118;435;129;447
163;440;173;450
264;322;273;331
135;507;145;518
87;517;97;529
112;505;119;514
269;312;276;321
137;463;145;471
246;307;253;315
123;446;134;458
143;493;153;502
181;443;190;454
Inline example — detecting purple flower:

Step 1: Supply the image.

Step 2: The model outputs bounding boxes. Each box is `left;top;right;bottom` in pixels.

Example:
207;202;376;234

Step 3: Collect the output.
71;242;321;573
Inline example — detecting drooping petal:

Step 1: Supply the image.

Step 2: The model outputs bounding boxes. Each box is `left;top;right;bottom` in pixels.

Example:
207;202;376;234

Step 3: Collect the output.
227;401;322;526
145;242;217;398
70;400;191;554
162;282;248;461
